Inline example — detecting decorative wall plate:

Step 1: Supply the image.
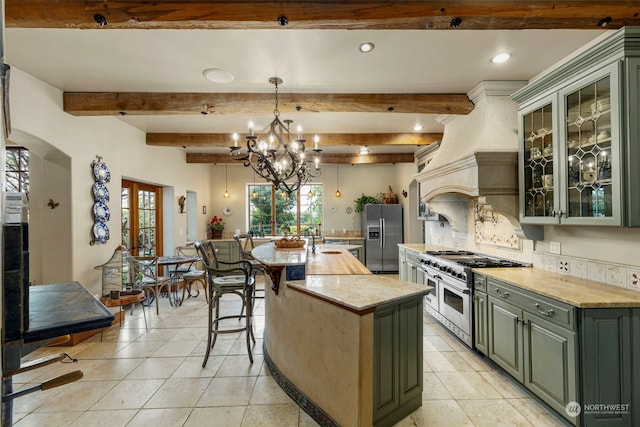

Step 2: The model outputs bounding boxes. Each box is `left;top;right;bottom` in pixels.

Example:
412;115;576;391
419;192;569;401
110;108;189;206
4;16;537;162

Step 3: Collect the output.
222;207;233;216
92;182;110;202
93;162;111;183
346;207;353;214
93;201;111;222
93;221;110;244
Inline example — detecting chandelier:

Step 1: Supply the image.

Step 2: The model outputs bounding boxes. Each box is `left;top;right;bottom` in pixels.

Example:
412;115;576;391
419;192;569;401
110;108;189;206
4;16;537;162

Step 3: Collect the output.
230;77;321;195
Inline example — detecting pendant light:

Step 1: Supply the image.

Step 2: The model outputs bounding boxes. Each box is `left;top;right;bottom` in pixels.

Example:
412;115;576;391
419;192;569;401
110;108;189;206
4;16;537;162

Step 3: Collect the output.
335;165;342;198
223;164;230;198
251;171;258;198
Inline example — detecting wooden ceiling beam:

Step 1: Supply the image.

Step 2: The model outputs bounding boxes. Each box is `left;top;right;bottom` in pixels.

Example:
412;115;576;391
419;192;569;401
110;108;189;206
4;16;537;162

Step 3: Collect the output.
64;92;473;116
7;1;640;30
187;152;415;165
147;133;442;147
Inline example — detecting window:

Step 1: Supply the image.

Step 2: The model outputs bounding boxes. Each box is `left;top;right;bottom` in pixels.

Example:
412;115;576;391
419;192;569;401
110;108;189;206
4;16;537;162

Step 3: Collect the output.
122;180;164;256
248;184;323;235
5;147;29;193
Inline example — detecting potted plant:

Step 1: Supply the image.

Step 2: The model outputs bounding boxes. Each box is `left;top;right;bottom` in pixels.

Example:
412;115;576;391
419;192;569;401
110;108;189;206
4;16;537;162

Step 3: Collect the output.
209;215;225;239
354;193;381;213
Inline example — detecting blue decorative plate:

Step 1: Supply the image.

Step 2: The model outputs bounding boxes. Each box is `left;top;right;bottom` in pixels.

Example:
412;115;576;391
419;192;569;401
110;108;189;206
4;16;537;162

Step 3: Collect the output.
93;221;110;244
93;201;110;222
92;182;110;202
93;162;111;183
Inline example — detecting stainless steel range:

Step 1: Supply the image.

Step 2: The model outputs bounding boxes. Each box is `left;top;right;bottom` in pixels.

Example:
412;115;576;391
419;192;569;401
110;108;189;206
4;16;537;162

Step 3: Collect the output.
420;250;529;348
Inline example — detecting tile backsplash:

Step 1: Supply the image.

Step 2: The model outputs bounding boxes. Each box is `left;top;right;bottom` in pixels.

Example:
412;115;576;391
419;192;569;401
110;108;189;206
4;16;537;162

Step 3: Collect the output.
535;252;640;291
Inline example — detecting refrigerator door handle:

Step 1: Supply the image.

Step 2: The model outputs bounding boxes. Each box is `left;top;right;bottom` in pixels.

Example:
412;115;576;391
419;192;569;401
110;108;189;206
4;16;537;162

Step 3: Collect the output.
380;217;385;248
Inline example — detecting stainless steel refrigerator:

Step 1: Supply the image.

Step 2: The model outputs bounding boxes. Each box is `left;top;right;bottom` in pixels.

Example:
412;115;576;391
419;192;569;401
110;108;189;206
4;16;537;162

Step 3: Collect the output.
362;204;403;273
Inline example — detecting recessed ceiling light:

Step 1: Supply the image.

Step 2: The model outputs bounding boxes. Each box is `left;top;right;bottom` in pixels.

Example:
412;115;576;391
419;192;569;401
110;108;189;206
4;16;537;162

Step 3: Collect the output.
491;53;511;64
359;42;375;53
203;68;234;83
413;124;423;132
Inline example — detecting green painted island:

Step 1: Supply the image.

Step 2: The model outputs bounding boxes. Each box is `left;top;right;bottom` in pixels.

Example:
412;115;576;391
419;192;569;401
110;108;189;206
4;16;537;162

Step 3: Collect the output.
252;243;431;426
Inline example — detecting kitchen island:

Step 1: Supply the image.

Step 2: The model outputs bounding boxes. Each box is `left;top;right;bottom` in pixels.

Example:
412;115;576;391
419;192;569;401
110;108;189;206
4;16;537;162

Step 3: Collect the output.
252;243;430;427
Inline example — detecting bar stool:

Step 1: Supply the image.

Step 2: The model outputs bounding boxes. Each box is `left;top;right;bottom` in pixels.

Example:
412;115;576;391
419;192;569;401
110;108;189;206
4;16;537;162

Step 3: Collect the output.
195;241;256;366
233;233;266;302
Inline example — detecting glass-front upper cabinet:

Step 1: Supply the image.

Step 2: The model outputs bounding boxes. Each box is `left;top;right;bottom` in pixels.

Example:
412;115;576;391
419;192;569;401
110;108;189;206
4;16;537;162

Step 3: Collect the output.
520;97;558;223
558;62;621;226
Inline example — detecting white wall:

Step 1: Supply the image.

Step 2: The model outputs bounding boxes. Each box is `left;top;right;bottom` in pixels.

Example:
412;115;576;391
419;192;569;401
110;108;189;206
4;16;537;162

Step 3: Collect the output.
10;68;212;297
208;162;411;239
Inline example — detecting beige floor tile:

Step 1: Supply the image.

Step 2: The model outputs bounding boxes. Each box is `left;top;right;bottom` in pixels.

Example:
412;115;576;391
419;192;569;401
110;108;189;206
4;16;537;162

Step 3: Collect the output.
70;341;130;359
479;369;529;399
81;357;145;381
424;351;476;372
509;398;568;427
241;403;301;427
99;326;147;342
134;327;181;342
112;340;165;358
250;375;294;405
197;376;257;407
68;409;138;426
456;350;493;372
229;336;262;356
11;384;66;414
151;340;201;357
14;411;82;427
436;371;503;399
298;409;320;427
35;380;117;412
458;399;534;426
394;400;475;426
184;406;246;427
168;326;209;342
423;335;454;352
422;372;453;400
216;354;264;377
125;356;184;379
127;408;192;427
91;379;165;410
171;355;224;378
144;377;211;408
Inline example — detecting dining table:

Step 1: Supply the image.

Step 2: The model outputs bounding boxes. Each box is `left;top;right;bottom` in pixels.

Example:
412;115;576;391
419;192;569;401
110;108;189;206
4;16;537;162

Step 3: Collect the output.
157;255;200;307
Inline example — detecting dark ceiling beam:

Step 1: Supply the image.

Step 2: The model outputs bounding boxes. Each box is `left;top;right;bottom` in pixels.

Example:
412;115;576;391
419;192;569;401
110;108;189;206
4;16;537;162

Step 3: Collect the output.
6;1;639;30
186;152;415;165
147;133;443;147
64;92;473;116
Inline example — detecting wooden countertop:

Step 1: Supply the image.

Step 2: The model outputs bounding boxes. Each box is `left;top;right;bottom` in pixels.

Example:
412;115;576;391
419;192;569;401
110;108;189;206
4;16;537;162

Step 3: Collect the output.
306;246;371;275
477;267;640;308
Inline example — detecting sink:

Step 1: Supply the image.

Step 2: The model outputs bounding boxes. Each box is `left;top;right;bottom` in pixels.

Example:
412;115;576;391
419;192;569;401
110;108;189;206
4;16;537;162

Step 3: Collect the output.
321;251;342;254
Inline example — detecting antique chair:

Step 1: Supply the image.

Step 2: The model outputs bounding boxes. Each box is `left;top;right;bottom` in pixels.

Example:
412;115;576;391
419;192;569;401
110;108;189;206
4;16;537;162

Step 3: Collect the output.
233;233;266;301
194;240;256;366
131;256;171;315
176;245;207;303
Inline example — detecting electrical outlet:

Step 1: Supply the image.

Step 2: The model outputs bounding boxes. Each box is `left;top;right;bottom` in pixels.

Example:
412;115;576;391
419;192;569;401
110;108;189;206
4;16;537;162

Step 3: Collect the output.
549;241;561;254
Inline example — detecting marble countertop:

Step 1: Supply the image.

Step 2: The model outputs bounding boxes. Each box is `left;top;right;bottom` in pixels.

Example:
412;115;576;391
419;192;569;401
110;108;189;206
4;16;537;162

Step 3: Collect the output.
251;241;307;266
477;267;640;308
306;246;371;275
288;275;431;314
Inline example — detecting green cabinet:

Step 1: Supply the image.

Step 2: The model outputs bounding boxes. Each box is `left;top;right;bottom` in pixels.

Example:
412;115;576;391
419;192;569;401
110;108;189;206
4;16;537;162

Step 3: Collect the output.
512;27;640;226
398;247;423;285
476;273;640;426
373;296;423;427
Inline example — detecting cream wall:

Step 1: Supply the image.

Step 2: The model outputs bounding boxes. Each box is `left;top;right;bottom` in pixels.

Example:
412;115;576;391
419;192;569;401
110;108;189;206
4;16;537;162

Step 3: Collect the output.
10;68;212;297
208;163;412;239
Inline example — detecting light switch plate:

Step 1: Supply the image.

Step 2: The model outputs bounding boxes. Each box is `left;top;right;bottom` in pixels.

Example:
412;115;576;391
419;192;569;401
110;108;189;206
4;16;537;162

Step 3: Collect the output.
549;241;561;254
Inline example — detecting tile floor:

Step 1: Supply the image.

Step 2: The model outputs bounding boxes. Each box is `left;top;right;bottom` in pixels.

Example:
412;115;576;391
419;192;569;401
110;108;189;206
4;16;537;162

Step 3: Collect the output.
10;279;569;426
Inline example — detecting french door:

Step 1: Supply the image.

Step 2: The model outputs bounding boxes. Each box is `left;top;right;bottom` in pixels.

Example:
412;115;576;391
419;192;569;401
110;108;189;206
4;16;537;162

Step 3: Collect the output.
122;179;163;256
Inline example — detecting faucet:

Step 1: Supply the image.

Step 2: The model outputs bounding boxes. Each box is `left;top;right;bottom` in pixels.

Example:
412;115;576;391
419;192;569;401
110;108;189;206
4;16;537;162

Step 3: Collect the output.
310;235;325;254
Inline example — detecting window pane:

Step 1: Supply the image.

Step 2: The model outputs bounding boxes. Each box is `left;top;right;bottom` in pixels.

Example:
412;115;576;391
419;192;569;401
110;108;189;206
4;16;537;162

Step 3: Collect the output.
275;190;296;235
5;147;29;193
248;184;272;235
300;184;323;234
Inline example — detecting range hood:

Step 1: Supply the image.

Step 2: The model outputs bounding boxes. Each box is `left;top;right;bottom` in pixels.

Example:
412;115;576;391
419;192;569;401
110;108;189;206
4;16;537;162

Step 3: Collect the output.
417;81;542;240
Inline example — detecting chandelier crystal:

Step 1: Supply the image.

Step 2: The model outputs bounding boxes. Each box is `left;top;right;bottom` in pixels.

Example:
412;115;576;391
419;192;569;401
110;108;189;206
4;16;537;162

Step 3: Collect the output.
231;77;321;195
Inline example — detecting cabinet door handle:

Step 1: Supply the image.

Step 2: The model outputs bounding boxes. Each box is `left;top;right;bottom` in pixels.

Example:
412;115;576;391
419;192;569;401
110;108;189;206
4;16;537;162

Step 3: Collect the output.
495;288;509;298
534;303;555;317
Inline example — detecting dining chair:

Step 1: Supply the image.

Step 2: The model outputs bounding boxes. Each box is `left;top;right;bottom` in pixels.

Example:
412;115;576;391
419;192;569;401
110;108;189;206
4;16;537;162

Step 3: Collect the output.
233;233;266;301
131;256;171;315
194;240;256;366
176;245;207;303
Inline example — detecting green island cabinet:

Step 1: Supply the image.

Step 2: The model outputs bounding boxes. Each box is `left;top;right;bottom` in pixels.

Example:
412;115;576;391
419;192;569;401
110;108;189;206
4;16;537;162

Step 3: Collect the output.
474;273;640;426
511;27;640;226
398;247;424;285
373;295;423;426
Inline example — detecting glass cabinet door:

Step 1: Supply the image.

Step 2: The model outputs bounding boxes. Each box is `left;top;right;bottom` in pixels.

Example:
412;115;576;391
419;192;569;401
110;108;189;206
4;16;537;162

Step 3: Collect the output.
521;99;557;221
560;63;621;225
